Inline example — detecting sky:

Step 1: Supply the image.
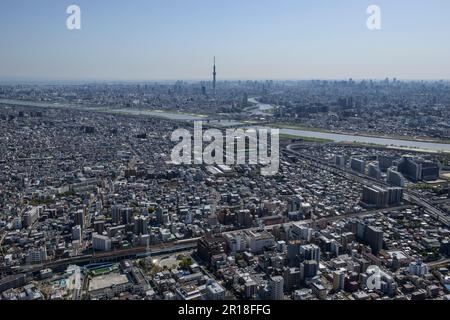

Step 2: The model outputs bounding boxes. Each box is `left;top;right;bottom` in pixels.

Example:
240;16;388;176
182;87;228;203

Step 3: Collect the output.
0;0;449;81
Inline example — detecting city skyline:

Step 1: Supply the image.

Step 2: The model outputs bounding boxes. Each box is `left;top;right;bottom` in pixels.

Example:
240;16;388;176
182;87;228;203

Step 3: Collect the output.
1;0;450;81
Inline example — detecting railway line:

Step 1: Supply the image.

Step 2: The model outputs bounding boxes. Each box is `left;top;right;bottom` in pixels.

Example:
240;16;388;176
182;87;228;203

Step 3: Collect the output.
285;143;450;227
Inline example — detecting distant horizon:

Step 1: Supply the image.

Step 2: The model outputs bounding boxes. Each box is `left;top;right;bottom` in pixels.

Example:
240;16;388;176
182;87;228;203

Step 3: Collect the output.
1;76;450;85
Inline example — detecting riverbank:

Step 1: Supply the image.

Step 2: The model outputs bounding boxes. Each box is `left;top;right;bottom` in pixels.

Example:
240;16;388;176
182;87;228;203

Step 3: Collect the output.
271;123;329;133
3;97;450;153
279;134;333;144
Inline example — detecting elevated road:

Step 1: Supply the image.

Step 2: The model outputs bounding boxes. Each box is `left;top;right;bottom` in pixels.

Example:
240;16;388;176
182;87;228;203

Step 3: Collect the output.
285;143;450;227
4;142;447;275
0;232;6;256
428;258;450;269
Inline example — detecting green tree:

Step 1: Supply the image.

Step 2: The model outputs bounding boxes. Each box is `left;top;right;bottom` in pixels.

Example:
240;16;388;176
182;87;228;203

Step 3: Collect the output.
179;257;193;269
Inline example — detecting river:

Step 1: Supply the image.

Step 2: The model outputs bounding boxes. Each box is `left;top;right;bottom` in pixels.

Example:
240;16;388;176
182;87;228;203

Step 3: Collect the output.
278;128;450;153
2;98;450;153
247;98;450;153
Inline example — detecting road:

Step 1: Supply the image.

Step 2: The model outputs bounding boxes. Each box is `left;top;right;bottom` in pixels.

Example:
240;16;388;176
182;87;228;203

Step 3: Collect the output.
0;232;6;256
12;241;198;274
4;142;447;275
428;258;450;269
432;198;450;205
9;202;412;275
285;143;450;227
222;205;413;236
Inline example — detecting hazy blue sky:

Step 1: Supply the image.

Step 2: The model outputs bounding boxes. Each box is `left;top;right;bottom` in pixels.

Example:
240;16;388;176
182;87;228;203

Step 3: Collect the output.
1;0;449;81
